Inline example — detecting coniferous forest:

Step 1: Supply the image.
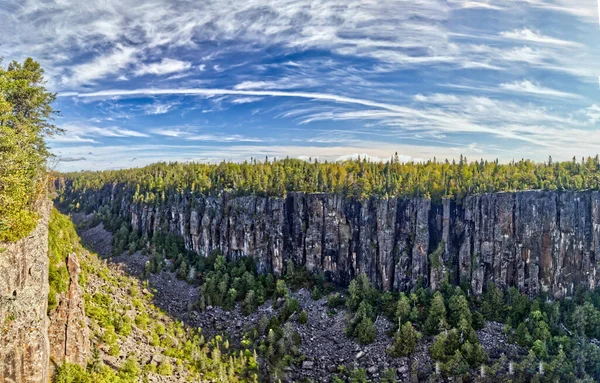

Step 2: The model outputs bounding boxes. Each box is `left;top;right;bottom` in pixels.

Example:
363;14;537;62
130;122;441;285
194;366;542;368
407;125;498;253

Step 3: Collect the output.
61;154;600;204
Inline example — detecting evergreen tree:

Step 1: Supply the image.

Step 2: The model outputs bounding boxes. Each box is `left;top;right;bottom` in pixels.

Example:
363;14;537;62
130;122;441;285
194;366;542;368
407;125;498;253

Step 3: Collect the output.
388;321;422;357
425;291;448;334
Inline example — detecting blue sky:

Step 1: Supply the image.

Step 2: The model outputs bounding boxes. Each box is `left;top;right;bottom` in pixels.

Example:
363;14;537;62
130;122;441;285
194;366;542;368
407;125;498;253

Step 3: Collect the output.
1;0;599;171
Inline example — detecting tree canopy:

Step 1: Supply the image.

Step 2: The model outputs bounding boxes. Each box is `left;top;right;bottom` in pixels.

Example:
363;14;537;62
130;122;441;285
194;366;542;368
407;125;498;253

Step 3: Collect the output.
60;154;600;206
0;58;59;242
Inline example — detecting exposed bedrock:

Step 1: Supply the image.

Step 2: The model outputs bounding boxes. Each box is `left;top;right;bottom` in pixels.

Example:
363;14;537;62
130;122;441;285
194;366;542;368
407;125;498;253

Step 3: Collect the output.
60;181;600;298
0;200;51;383
0;199;89;383
47;252;90;374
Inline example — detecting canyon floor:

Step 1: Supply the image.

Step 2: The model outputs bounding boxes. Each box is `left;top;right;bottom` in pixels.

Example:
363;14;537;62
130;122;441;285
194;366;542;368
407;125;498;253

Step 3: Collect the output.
70;211;522;382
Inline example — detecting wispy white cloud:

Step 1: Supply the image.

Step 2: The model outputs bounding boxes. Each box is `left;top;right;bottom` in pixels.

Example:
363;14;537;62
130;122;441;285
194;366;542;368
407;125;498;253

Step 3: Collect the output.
60;87;420;115
56;124;150;142
63;45;139;86
499;80;582;99
134;58;192;76
187;134;266;142
5;0;599;170
59;156;87;162
142;101;179;115
65;86;600;156
148;127;265;142
230;97;264;104
583;105;600;124
499;28;583;47
49;135;99;144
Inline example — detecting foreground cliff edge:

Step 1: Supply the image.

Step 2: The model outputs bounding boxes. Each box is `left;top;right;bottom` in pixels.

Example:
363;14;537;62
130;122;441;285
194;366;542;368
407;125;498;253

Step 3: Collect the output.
1;202;258;383
0;199;52;383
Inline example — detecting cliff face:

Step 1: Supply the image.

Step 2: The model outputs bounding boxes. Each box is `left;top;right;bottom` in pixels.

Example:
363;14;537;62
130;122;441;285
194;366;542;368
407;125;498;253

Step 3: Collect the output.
47;252;90;373
0;200;51;383
61;182;600;298
0;200;89;383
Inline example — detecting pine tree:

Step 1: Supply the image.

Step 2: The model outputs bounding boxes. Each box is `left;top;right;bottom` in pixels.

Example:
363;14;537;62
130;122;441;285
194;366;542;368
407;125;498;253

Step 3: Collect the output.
449;288;472;327
425;291;448;334
177;259;188;280
388;321;422;357
395;293;411;326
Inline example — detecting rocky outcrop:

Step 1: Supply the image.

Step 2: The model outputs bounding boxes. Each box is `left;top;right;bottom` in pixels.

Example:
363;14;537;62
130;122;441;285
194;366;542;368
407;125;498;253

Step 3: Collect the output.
0;199;89;383
58;181;600;298
0;200;51;383
48;253;90;373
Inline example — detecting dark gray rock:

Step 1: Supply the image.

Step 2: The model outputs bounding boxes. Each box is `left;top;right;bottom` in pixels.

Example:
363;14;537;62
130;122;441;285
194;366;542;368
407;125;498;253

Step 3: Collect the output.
58;180;600;297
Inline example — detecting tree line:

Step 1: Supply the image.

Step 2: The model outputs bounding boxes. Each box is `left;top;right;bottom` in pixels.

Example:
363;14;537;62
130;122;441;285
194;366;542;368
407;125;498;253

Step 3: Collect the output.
61;155;600;205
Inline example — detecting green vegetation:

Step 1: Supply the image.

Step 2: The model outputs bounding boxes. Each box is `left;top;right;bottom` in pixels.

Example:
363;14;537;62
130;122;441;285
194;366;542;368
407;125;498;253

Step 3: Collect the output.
56;203;600;381
0;58;60;242
388;321;421;357
48;209;76;311
196;252;276;313
59;155;600;209
345;274;379;344
330;272;600;382
51;210;258;382
230;276;305;380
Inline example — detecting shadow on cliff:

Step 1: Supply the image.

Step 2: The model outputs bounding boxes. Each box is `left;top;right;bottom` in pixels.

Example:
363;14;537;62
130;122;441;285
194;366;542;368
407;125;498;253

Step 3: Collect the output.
60;207;240;342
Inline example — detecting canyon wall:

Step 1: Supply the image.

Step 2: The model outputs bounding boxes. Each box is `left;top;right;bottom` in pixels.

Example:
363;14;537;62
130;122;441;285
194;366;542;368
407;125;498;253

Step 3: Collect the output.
0;200;88;383
0;200;51;383
60;181;600;298
47;252;90;374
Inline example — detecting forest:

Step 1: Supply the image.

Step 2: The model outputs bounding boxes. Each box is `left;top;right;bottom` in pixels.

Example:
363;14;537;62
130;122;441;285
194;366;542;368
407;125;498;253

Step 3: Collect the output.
60;154;600;205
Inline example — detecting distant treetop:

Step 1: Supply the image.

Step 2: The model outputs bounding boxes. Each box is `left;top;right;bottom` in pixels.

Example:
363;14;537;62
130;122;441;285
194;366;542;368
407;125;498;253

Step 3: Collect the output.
59;155;600;203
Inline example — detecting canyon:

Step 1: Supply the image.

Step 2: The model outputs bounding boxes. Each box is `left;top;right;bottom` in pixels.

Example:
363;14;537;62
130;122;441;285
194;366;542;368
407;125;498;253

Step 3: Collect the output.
59;180;600;299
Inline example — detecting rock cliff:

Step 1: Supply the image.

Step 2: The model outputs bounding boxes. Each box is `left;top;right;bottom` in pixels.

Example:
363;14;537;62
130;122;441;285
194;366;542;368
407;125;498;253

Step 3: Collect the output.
0;200;51;383
47;252;90;374
59;181;600;298
0;200;88;383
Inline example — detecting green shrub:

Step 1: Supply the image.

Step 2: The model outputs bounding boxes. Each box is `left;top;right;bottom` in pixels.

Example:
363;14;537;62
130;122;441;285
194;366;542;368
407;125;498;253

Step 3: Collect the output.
299;310;308;324
53;363;90;383
157;361;173;376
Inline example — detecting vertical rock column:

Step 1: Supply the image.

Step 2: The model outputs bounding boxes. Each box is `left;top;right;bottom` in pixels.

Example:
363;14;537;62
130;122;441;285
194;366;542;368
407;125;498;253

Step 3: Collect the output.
48;253;90;373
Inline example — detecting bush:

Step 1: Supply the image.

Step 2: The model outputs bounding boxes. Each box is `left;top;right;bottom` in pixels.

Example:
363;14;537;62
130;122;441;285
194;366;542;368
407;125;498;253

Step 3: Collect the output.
355;317;376;344
388;321;422;357
327;293;345;309
299;310;308;324
53;363;90;383
157;361;173;376
311;287;322;300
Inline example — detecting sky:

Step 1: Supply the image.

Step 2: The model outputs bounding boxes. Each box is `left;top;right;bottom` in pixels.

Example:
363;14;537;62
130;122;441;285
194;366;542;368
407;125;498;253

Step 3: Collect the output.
1;0;599;171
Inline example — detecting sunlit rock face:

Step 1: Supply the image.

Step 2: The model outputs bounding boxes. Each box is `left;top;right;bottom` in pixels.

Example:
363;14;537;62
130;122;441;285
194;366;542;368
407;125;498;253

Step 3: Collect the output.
0;200;51;383
59;179;600;298
48;252;90;374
